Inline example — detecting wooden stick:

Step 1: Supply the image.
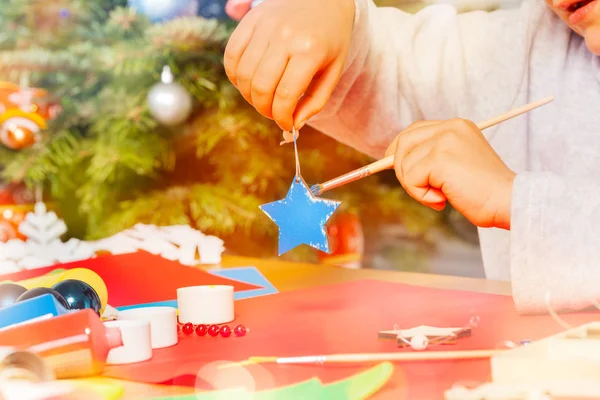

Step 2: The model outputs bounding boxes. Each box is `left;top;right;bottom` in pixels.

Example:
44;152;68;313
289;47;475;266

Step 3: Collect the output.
310;96;554;196
241;349;502;366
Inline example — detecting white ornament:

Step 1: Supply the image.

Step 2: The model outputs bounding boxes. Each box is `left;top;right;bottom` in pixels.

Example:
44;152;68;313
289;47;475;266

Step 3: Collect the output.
0;240;26;261
18;202;66;245
0;260;20;274
147;66;192;126
91;224;225;266
379;324;472;351
0;203;225;274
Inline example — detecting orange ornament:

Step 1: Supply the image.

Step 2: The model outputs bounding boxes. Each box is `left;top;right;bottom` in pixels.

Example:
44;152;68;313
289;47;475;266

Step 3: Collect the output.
0;81;59;151
0;124;38;150
0;220;17;242
0;206;30;242
317;211;365;269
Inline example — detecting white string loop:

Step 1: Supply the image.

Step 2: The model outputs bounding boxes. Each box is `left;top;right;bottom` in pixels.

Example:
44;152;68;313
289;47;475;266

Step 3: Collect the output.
292;128;300;181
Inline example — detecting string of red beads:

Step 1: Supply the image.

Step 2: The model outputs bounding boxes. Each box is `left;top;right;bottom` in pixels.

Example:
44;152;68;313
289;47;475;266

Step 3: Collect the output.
177;321;247;338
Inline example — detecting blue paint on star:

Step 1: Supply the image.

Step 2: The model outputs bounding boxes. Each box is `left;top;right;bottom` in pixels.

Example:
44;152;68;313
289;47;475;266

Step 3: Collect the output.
260;177;341;256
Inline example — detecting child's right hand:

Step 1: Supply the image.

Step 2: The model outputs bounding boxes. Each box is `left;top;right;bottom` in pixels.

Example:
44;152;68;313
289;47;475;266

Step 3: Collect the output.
223;0;356;131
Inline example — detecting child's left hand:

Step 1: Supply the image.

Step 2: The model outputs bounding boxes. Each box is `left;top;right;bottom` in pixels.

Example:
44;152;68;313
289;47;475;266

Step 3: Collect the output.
385;119;516;230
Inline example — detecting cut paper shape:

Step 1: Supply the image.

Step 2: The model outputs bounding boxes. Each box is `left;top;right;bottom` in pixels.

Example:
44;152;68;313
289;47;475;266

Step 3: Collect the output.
260;177;340;255
321;361;394;400
0;215;225;274
145;362;393;400
209;267;278;300
0;252;260;308
91;224;225;265
116;266;278;311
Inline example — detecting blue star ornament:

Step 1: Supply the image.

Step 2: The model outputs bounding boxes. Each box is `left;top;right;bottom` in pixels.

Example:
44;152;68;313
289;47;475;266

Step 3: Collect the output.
260;177;341;256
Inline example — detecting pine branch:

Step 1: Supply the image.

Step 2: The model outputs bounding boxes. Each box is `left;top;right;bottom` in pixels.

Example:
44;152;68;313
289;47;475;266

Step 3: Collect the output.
193;103;277;158
104;6;150;41
147;17;230;53
188;184;266;236
0;0;127;50
1;129;84;199
91;183;267;241
0;48;91;73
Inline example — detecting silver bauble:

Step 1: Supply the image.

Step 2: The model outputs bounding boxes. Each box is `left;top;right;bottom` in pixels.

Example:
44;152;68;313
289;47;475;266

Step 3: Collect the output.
147;66;193;126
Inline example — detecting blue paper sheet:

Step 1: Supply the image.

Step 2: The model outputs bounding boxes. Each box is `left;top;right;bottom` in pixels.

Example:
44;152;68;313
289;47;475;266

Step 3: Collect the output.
210;266;279;300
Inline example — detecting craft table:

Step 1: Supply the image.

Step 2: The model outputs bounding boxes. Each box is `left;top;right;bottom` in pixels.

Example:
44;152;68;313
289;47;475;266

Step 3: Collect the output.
113;256;512;399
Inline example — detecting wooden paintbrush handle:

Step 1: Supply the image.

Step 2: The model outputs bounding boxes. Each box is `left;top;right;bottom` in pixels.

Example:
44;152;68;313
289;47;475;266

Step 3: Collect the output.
316;97;554;195
368;155;395;174
372;96;555;173
324;349;501;363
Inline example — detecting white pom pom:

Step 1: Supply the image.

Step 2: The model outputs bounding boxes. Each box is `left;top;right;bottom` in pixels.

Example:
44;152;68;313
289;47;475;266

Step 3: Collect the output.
409;334;429;351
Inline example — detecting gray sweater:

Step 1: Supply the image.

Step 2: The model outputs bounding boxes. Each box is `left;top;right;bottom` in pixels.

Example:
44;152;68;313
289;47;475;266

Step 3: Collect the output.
309;0;600;314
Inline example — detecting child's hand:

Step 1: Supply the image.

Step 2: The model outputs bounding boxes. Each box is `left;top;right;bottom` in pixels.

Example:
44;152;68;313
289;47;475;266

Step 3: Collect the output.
385;119;516;229
223;0;356;131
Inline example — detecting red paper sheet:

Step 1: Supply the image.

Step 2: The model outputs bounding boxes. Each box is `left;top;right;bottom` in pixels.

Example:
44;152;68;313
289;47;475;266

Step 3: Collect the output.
0;252;261;307
103;279;600;399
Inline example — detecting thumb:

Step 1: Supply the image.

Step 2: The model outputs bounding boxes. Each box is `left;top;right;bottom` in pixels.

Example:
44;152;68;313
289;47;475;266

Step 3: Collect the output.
385;120;443;158
385;136;399;158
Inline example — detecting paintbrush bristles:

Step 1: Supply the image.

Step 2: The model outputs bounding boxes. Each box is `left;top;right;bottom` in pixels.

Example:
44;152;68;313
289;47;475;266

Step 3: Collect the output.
310;184;323;196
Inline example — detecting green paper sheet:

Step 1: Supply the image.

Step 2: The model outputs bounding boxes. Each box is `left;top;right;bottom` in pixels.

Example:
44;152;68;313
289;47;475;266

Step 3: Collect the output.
147;362;394;400
324;362;394;400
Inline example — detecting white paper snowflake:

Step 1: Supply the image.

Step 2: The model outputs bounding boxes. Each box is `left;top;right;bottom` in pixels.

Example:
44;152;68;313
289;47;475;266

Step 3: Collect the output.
91;223;225;266
0;202;225;273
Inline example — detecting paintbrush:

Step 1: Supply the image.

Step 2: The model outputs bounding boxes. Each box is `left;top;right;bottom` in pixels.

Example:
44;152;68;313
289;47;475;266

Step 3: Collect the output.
221;349;502;368
309;96;554;196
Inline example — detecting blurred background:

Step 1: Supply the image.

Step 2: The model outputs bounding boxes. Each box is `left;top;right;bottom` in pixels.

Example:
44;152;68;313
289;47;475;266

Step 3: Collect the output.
0;0;521;277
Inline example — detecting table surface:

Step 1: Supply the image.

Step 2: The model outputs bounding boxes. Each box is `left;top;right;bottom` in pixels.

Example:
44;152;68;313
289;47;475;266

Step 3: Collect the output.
110;256;512;399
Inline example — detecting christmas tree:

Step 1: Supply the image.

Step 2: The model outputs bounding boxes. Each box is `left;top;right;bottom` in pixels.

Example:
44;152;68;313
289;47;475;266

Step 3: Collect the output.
0;0;457;263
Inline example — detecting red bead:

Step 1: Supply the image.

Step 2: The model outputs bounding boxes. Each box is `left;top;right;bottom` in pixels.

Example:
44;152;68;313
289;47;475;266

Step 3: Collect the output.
219;325;232;338
207;325;220;337
182;323;194;336
234;324;247;337
195;324;208;336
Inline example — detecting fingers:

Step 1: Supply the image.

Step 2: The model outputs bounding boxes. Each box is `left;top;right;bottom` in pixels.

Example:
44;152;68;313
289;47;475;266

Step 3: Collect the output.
395;136;447;209
224;12;258;87
251;45;289;119
272;55;322;131
384;120;441;158
393;121;445;161
235;36;270;105
293;59;344;129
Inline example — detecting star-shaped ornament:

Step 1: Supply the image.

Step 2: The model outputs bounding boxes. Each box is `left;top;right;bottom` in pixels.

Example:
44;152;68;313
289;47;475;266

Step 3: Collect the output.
378;325;472;348
260;176;341;255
